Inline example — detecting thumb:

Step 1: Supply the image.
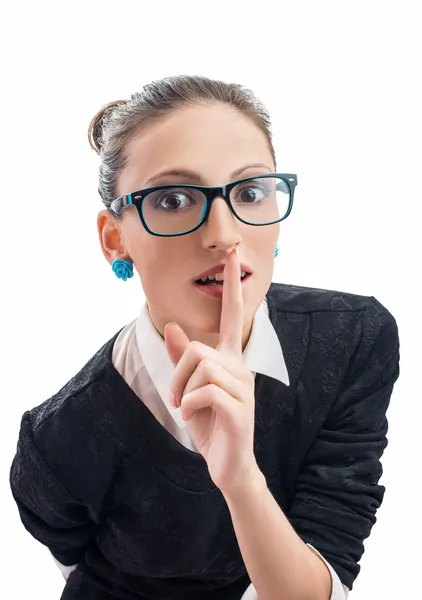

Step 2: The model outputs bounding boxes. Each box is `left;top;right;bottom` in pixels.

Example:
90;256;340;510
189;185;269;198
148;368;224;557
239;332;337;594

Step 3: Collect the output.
164;322;190;366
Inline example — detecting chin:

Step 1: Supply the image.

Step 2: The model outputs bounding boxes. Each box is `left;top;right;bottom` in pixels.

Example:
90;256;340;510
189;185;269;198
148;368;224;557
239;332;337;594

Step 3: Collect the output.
191;314;221;335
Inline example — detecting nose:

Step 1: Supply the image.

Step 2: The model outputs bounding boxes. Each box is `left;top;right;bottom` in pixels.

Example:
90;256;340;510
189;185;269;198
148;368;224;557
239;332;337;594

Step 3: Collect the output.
200;196;242;252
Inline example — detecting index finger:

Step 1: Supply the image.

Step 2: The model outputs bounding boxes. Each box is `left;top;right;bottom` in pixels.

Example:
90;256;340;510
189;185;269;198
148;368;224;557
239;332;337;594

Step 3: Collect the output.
217;248;243;356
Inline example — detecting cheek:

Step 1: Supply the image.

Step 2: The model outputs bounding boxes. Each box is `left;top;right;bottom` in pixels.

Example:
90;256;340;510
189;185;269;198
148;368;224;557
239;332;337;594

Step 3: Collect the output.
250;229;278;264
135;252;178;285
129;237;186;296
248;232;278;291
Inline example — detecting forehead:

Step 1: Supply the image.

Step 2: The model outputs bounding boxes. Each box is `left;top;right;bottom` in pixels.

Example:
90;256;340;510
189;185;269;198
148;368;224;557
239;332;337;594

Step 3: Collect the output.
120;103;273;191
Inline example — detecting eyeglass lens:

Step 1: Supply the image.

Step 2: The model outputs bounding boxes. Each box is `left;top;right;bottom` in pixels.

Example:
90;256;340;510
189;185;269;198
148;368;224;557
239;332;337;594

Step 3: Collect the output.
138;177;290;235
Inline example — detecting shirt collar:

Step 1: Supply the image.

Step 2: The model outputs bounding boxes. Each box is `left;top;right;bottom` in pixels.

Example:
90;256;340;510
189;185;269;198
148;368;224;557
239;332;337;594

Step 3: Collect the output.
136;299;290;409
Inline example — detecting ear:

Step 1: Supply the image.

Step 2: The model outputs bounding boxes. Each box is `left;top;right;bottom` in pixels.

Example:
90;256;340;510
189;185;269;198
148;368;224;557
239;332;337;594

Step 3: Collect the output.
97;209;126;264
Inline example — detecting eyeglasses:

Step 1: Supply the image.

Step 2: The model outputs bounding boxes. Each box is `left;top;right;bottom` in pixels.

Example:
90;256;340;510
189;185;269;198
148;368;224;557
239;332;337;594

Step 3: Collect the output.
109;173;298;237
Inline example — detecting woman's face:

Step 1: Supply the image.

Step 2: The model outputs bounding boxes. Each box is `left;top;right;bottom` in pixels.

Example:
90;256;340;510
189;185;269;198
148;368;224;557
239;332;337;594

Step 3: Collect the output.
98;102;279;348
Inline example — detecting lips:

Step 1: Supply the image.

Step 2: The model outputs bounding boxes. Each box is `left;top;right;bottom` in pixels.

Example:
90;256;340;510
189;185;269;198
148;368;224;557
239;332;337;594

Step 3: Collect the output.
194;271;252;297
194;262;252;282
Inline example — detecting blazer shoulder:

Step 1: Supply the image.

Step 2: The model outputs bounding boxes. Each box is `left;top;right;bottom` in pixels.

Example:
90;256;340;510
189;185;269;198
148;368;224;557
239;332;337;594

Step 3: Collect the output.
14;331;126;509
267;281;389;315
28;329;122;432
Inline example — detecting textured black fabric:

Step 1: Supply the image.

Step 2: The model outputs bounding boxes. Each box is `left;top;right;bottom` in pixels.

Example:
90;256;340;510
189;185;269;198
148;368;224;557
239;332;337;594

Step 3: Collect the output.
9;282;400;599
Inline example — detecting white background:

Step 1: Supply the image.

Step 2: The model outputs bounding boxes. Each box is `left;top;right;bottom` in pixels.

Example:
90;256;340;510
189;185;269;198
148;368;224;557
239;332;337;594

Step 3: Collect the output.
1;1;420;598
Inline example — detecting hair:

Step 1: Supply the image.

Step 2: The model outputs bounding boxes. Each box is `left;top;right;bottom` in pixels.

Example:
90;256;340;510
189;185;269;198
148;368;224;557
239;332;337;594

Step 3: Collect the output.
88;74;277;211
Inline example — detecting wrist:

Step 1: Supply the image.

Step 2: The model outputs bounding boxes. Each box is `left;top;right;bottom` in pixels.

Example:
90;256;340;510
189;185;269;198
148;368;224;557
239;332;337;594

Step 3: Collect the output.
221;463;267;501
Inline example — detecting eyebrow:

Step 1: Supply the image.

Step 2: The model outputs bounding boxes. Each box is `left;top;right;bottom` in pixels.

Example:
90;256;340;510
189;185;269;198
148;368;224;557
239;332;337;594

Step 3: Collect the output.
144;163;273;186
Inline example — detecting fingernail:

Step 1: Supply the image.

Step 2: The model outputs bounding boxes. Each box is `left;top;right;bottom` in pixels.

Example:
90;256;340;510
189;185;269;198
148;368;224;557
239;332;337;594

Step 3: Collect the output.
164;322;178;333
169;392;177;408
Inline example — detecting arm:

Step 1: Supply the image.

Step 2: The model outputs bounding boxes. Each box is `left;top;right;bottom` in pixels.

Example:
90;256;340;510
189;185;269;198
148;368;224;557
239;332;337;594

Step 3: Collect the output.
238;548;349;600
223;472;333;600
226;296;400;599
306;546;349;599
9;411;96;569
287;297;400;588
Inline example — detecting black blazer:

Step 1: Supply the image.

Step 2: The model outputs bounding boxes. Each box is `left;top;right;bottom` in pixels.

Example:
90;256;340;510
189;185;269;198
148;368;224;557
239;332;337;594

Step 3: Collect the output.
10;282;400;600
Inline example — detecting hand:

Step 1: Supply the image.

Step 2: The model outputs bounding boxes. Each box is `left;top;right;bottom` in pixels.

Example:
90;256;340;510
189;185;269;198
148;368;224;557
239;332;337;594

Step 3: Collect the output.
164;249;261;494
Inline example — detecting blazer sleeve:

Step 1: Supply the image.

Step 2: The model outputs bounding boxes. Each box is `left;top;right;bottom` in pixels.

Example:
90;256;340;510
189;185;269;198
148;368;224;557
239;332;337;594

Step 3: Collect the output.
10;408;96;566
286;296;400;591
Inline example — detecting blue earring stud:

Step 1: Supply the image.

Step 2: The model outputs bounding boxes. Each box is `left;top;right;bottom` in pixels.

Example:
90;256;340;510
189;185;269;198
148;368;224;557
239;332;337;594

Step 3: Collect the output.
112;258;134;281
274;245;279;258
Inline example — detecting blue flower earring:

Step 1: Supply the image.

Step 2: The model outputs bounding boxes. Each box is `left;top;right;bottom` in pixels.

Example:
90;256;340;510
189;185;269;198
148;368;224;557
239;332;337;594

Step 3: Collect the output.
112;259;134;281
274;245;279;258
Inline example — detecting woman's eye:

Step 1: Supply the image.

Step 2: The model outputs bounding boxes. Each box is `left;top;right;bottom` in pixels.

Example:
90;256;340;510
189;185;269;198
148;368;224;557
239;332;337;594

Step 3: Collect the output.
157;190;194;210
236;185;267;204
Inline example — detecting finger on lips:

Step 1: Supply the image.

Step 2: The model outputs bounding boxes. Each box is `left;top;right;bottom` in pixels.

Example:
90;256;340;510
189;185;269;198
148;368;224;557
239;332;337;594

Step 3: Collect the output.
167;248;245;412
217;248;243;356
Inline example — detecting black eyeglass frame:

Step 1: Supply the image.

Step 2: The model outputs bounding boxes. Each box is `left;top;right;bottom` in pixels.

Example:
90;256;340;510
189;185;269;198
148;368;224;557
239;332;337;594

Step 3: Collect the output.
108;172;298;237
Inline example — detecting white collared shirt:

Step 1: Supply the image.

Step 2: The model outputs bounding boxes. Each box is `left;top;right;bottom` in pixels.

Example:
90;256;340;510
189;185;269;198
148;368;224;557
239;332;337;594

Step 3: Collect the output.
55;298;349;599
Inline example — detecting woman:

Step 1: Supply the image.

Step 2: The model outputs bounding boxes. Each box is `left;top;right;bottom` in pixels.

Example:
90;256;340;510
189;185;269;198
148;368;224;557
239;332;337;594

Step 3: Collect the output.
9;75;400;600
